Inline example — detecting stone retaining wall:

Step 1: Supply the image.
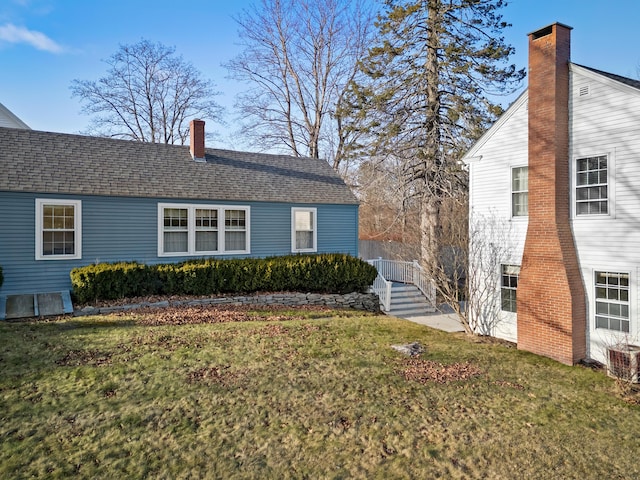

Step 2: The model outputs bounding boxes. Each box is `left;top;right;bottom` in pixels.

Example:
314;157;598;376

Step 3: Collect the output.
75;292;381;316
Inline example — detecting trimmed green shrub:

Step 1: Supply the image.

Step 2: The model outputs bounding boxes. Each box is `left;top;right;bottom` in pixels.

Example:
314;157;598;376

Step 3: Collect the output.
70;262;161;303
71;254;377;303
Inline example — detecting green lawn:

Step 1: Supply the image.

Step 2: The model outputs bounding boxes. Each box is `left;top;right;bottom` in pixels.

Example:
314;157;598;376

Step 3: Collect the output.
1;305;639;479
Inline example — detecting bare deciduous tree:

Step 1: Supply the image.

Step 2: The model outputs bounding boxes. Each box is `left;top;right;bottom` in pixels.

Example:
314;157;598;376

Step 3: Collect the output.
71;39;222;144
436;208;517;335
225;0;375;172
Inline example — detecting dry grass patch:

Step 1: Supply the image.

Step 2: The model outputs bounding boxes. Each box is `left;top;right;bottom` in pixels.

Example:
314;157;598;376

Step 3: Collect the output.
1;307;640;479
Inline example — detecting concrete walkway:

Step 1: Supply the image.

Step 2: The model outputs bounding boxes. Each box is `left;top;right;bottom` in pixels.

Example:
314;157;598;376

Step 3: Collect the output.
391;304;465;333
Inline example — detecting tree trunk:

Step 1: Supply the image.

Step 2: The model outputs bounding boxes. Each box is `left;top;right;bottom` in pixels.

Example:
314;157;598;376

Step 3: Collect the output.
420;194;440;276
420;0;443;273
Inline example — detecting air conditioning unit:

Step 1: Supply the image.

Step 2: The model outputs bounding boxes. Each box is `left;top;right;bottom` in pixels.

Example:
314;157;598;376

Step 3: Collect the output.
607;344;640;383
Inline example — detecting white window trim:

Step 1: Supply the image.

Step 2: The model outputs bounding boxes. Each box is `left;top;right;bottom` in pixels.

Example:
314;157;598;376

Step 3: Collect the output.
158;203;250;257
592;268;632;334
510;165;528;220
291;207;317;253
35;198;82;260
500;264;520;313
572;150;615;219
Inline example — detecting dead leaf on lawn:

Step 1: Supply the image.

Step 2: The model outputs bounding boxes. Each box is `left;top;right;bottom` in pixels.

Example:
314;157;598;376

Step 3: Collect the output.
186;365;246;387
401;359;483;384
55;349;113;367
131;304;332;326
492;380;525;390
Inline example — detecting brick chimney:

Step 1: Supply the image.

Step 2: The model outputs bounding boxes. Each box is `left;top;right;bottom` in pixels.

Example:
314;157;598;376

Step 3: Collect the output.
190;119;206;162
517;23;586;365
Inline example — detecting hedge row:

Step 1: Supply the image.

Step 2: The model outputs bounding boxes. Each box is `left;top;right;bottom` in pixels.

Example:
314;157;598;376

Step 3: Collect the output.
70;254;378;303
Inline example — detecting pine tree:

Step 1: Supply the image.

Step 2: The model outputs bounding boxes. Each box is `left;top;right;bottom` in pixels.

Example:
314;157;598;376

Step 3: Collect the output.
343;0;524;275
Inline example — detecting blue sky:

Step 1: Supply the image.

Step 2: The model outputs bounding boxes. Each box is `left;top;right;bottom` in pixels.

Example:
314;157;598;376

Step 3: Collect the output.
1;0;639;149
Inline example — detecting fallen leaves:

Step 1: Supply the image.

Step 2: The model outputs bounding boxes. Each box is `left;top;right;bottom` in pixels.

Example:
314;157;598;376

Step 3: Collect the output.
55;349;113;367
492;380;525;390
186;365;246;387
128;304;333;326
401;359;484;384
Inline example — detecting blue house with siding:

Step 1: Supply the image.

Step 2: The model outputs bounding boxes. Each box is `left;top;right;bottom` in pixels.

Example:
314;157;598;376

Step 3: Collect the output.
0;120;359;299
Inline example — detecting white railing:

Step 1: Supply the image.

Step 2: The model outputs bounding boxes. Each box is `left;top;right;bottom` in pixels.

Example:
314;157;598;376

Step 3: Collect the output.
410;261;437;307
370;272;392;312
368;258;437;311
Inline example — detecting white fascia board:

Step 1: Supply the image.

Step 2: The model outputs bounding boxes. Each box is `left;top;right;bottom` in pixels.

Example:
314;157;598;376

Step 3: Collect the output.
461;90;528;164
570;63;640;97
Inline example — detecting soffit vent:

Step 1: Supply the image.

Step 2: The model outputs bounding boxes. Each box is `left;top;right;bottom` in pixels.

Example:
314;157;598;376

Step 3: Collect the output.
579;85;590;97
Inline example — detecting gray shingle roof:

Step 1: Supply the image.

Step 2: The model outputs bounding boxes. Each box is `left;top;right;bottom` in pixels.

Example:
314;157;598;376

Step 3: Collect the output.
574;63;640;90
0;127;358;205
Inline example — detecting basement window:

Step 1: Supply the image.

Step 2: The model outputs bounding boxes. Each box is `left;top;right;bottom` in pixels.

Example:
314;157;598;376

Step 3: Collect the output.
595;271;630;333
501;265;520;313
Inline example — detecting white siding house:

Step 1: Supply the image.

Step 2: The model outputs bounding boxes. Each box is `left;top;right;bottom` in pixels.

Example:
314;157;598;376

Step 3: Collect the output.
464;23;640;365
465;94;529;343
0;102;29;129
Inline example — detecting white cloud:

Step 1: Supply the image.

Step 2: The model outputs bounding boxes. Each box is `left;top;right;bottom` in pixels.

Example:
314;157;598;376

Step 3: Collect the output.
0;23;63;53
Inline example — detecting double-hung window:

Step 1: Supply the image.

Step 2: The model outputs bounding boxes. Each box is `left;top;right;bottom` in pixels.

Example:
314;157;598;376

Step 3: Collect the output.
595;271;630;333
224;209;247;251
36;199;82;260
292;208;317;252
501;265;520;313
195;208;218;252
576;155;608;215
511;166;528;217
159;204;249;256
163;207;189;253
